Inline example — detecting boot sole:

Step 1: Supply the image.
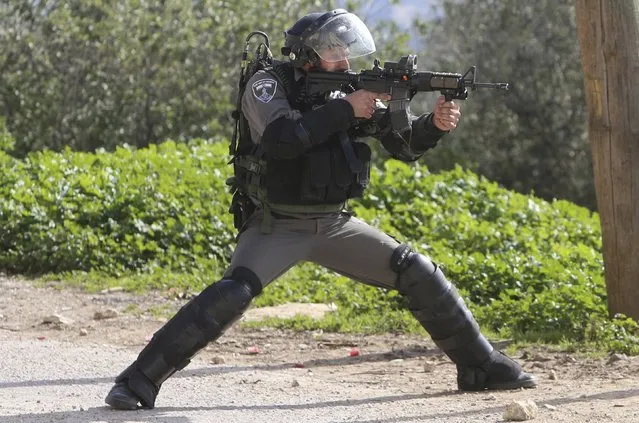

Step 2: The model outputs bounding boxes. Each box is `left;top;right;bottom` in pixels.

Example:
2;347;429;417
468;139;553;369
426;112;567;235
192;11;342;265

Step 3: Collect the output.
486;375;538;391
105;391;140;410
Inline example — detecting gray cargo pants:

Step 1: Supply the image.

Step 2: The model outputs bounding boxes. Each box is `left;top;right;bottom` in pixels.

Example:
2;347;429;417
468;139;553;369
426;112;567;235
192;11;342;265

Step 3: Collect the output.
223;211;402;289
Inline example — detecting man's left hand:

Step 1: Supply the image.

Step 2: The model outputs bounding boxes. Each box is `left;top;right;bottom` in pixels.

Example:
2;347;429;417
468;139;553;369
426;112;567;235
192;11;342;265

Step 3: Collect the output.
432;95;461;131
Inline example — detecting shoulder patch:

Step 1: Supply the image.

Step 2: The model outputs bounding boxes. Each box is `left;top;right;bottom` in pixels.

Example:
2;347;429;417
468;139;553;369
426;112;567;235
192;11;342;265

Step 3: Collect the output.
252;78;278;103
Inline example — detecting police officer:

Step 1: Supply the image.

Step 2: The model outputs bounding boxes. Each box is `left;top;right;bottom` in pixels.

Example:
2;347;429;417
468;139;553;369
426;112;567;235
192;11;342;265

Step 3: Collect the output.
105;9;536;410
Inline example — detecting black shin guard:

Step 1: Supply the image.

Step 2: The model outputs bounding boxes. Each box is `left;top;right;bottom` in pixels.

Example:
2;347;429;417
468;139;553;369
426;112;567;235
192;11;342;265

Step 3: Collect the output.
392;247;535;391
116;267;262;408
393;249;493;367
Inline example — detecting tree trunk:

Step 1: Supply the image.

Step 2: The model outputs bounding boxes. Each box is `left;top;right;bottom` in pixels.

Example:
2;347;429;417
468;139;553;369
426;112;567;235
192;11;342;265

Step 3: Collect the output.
575;1;639;320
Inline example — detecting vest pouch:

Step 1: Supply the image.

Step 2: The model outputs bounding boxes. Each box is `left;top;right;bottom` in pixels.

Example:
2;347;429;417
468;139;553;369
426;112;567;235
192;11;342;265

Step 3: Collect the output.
300;149;331;203
265;157;301;204
229;191;256;231
349;142;371;198
326;147;352;203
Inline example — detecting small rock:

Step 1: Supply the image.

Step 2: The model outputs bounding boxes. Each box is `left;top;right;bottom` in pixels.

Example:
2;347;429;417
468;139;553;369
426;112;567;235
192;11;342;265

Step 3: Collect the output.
483;395;497;401
543;404;557;411
423;361;436;372
41;314;73;326
167;291;188;299
559;355;577;364
210;356;225;364
93;309;119;320
291;379;300;387
246;345;260;354
548;370;558;380
298;343;310;350
100;286;124;294
607;353;628;364
503;400;538;421
79;328;89;336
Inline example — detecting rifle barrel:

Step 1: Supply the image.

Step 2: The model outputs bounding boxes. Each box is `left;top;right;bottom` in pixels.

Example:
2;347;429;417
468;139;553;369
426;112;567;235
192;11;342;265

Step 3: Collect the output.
473;82;510;90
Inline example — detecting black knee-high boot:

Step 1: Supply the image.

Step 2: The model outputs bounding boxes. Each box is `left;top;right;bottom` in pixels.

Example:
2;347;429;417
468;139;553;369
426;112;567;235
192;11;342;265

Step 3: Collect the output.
105;267;261;409
392;248;536;391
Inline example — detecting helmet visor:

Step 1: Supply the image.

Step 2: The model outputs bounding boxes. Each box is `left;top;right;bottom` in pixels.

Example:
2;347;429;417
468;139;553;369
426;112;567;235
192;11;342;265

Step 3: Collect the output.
305;13;376;63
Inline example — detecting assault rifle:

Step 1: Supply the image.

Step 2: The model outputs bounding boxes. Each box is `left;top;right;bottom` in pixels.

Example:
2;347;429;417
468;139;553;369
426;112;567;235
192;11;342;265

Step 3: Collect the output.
306;54;509;133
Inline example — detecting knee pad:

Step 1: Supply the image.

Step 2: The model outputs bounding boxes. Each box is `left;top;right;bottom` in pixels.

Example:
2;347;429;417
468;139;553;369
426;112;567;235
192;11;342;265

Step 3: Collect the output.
189;266;262;337
397;253;466;340
392;246;461;335
391;244;439;298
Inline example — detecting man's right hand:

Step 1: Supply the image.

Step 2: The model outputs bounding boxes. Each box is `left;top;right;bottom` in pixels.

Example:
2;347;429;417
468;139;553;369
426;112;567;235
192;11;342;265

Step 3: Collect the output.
344;90;391;119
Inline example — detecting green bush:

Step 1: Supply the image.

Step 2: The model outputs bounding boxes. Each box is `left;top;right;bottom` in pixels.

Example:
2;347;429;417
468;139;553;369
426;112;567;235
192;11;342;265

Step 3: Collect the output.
0;140;234;275
354;161;606;340
0;117;15;152
1;140;636;353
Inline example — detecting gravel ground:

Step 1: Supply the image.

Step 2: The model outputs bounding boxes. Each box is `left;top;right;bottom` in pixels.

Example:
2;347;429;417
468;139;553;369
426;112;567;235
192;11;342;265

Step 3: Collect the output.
1;276;638;423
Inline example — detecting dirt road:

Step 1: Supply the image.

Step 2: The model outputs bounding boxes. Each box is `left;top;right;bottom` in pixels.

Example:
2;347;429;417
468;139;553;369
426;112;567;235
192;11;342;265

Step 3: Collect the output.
1;276;638;423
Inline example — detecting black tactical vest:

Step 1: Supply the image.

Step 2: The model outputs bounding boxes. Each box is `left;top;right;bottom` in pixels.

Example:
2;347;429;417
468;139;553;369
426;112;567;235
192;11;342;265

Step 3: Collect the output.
233;62;371;209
